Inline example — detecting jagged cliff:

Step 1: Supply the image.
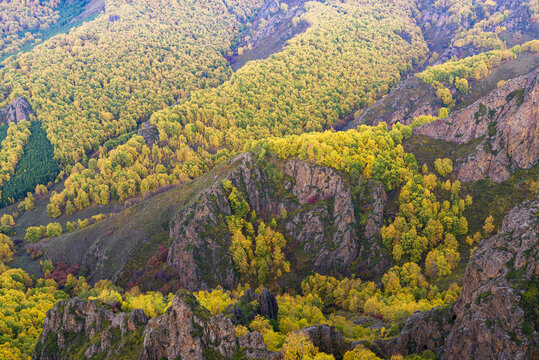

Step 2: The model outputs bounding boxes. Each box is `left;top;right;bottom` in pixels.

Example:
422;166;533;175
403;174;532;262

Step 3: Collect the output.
415;69;539;182
34;287;363;360
168;152;387;290
34;152;389;290
34;290;279;360
33;199;538;359
376;200;538;360
350;0;539;129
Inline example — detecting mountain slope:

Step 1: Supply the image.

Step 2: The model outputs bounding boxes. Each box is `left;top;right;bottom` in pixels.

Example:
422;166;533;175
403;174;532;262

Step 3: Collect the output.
377;200;538;360
415;68;539;182
34;151;390;290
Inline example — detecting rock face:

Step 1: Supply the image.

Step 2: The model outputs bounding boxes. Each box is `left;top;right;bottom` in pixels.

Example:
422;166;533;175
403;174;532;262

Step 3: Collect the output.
137;121;158;147
167;153;387;290
69;0;106;23
442;200;538;360
379;200;539;360
415;69;539;182
417;0;539;63
34;290;279;360
283;159;358;272
349;0;539;130
228;288;279;325
34;297;149;360
301;325;352;359
242;288;279;320
229;0;310;71
141;291;270;360
374;306;452;357
0;97;35;125
352;77;441;128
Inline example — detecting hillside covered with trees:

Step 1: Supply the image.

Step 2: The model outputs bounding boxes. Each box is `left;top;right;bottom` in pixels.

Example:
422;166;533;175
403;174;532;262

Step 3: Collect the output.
0;0;537;359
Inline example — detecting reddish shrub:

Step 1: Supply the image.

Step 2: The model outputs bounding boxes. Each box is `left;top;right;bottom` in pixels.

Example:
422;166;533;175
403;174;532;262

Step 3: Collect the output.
146;255;160;268
158;246;168;262
46;262;80;286
26;248;43;260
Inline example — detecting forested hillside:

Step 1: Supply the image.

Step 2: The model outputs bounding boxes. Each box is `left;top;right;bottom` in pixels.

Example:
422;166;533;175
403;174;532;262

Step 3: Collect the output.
0;0;537;359
0;0;62;57
0;0;261;167
0;0;96;59
0;122;59;207
50;0;429;216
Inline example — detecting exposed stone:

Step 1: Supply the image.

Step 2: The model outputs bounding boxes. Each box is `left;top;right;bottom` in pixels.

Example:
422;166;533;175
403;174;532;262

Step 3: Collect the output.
415;69;539;182
239;332;283;360
418;0;538;62
356;180;392;276
69;0;105;23
229;0;310;72
301;325;352;359
377;200;539;360
34;297;147;360
141;291;238;359
352;77;441;128
35;150;388;291
374;306;452;357
353;316;372;325
137;121;158;147
241;288;279;320
362;181;387;241
442;200;538;360
167;153;386;290
0;97;35;125
34;290;279;360
283;159;358;273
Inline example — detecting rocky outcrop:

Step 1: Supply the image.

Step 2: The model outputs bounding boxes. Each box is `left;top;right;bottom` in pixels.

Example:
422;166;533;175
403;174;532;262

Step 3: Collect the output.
415;69;539;182
168;153;386;290
241;288;279;320
34;290;279;360
35;151;388;290
356;181;391;276
69;0;105;23
0;97;35;125
417;0;539;63
229;0;311;71
442;200;538;360
166;154;261;290
352;77;441;128
374;306;452;357
301;325;352;359
283;159;358;272
349;0;539;130
137;121;158;147
141;291;274;360
228;288;279;326
379;200;539;360
34;297;148;360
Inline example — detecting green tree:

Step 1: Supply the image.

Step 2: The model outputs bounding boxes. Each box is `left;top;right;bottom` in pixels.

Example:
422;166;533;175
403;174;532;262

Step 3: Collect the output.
46;222;63;238
434;158;453;177
25;225;46;243
483;215;495;235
